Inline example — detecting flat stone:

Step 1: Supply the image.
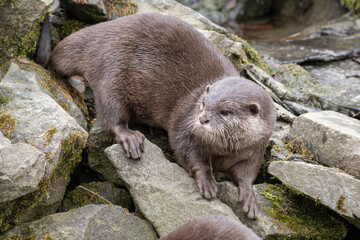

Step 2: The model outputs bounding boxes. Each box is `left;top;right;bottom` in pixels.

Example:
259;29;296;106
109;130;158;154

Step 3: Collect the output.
0;142;45;203
105;141;239;237
268;161;360;228
288;111;360;178
2;204;157;240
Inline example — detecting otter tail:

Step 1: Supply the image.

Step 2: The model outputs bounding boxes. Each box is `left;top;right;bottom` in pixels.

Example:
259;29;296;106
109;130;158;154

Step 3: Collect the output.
35;13;51;67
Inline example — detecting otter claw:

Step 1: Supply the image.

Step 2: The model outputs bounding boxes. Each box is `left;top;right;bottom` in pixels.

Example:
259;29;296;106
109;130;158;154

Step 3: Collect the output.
195;171;218;199
116;129;145;159
238;185;258;219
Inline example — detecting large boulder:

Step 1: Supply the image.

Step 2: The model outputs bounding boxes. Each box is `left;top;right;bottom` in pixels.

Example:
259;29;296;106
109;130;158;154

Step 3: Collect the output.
0;60;88;232
0;0;53;65
288;111;360;178
105;141;239;237
268;161;360;228
2;204;157;240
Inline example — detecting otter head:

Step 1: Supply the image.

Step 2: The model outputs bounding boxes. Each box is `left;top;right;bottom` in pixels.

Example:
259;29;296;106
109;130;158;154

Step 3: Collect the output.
191;77;273;155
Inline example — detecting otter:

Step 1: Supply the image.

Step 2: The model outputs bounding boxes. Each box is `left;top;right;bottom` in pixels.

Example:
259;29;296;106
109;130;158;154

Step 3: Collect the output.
44;13;276;219
159;215;261;240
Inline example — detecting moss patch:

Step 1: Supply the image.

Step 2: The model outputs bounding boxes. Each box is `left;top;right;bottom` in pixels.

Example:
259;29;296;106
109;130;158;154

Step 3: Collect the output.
104;0;138;19
340;0;360;12
59;20;90;40
262;184;347;239
0;113;17;141
43;126;57;147
283;138;313;160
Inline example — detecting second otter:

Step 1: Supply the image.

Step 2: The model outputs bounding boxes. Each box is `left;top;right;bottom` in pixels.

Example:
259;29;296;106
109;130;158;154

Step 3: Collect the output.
47;13;276;219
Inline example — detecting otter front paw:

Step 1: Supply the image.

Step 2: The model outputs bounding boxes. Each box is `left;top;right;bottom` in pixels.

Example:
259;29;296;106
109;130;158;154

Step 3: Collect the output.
238;184;258;219
115;129;145;159
194;171;218;199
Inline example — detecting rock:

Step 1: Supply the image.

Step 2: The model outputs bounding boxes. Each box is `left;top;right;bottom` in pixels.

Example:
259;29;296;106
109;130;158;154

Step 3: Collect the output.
218;181;347;238
0;142;45;203
59;182;134;212
288;111;360;178
0;60;88;231
274;102;296;122
268;161;360;228
252;36;360;64
0;0;53;65
217;182;294;238
105;141;239;237
283;100;318;116
59;0;108;23
132;0;227;32
2;204;157;240
0;132;11;149
87;120;123;186
303;59;360;110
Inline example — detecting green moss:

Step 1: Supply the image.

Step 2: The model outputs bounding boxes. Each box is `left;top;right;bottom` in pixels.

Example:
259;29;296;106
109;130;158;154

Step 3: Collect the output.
104;0;138;19
43;126;57;147
60;20;90;40
340;0;360;12
336;195;347;214
0;113;17;140
283;138;313;159
262;184;347;239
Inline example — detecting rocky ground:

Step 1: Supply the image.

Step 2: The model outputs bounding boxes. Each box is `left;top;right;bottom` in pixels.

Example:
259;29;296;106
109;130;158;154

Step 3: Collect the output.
0;0;359;239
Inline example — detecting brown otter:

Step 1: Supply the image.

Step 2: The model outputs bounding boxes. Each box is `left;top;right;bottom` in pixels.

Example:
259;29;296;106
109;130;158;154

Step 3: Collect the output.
159;215;261;240
46;13;276;219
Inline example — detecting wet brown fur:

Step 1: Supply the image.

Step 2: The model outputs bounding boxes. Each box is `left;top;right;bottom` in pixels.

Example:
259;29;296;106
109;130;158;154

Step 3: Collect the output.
159;215;261;240
47;13;276;219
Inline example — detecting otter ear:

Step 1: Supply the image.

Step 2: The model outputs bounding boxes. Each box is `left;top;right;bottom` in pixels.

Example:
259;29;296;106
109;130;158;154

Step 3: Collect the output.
249;103;260;114
205;85;211;94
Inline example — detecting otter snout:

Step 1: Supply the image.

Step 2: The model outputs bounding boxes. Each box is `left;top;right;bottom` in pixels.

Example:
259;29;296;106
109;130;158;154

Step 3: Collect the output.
199;115;210;125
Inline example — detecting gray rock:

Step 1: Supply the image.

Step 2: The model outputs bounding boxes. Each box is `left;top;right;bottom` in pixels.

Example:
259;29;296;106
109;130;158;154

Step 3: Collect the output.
268;161;360;228
274;102;296;122
88;120;123;186
0;142;45;203
303;59;360;110
283;100;318;116
0;61;88;229
105;141;239;237
3;204;157;240
59;0;108;23
288;111;360;178
133;0;227;32
217;182;294;238
0;132;11;149
0;0;53;65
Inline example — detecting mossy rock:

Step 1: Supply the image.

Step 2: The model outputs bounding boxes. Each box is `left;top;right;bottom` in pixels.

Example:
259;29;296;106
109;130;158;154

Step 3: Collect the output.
261;184;348;240
0;0;52;65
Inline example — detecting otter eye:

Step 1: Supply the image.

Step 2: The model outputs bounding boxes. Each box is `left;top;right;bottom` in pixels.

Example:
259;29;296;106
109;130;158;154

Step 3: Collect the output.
220;110;232;116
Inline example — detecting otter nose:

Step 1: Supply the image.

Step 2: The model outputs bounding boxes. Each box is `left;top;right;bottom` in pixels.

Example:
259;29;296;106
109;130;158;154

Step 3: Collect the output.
199;116;210;125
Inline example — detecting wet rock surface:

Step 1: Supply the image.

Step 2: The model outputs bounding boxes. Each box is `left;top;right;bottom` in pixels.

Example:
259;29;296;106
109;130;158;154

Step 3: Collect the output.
2;204;157;240
105;141;239;237
268;161;360;228
252;36;360;64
